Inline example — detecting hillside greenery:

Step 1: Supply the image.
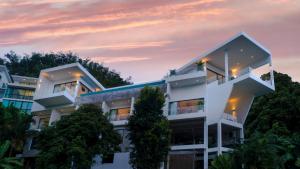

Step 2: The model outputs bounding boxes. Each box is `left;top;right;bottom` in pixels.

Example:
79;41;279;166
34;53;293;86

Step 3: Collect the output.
211;72;300;169
0;51;131;88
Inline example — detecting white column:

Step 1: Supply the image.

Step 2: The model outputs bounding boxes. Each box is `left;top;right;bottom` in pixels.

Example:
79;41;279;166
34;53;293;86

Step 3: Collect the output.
204;118;208;169
269;55;275;86
217;122;222;155
164;83;171;116
49;109;61;126
240;127;244;144
225;50;229;82
130;97;135;115
101;101;109;113
74;80;80;97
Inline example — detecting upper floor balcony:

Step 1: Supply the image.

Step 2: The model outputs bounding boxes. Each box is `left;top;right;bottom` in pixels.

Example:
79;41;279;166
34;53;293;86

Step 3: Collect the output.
33;63;104;108
165;63;206;88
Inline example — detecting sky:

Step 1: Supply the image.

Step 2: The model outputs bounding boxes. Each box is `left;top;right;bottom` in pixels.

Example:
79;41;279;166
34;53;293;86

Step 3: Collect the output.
0;0;299;83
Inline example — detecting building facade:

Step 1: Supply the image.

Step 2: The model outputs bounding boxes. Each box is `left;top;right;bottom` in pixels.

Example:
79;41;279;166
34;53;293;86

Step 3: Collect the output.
26;32;275;169
0;66;37;114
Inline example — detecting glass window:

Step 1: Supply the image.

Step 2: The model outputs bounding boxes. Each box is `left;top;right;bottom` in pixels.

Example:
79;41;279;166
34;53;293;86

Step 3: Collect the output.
53;81;77;95
110;107;130;121
3;87;34;100
169;98;204;115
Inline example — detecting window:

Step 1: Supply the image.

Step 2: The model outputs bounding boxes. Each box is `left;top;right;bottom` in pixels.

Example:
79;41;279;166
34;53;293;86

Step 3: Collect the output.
53;81;77;95
110;107;130;121
4;87;34;100
102;154;114;164
169;98;204;115
77;83;91;96
2;100;33;114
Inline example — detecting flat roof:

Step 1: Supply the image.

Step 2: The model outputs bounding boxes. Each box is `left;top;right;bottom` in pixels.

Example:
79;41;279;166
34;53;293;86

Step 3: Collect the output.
81;80;165;97
177;32;271;73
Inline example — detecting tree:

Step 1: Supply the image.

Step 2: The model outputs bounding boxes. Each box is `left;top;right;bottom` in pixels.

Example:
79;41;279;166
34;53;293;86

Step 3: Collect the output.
0;51;131;88
0;140;23;169
128;87;171;169
210;72;300;169
210;154;233;169
0;105;32;157
36;104;122;169
244;72;300;168
245;72;300;136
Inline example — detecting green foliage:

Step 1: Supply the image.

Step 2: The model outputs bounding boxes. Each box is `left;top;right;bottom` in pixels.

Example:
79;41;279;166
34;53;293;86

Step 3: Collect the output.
128;87;171;169
0;51;131;88
0;105;32;156
210;154;233;169
211;72;300;169
0;140;23;169
245;72;300;136
36;104;122;169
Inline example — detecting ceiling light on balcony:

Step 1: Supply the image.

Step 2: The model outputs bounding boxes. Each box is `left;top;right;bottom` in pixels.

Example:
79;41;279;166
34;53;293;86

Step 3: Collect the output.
250;55;254;59
240;48;244;52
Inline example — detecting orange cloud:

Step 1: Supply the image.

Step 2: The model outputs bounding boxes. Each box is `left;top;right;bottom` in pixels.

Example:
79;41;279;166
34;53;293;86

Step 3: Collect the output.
68;41;173;51
90;56;150;63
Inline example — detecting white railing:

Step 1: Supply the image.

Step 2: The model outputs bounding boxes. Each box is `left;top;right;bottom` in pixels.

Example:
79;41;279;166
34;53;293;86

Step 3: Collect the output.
169;105;204;115
223;113;237;122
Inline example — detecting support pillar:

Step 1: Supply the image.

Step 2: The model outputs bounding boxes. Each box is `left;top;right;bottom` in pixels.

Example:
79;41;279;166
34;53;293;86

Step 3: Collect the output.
130;97;135;115
225;50;229;82
217;122;222;155
204;118;208;169
240;127;244;144
269;55;275;86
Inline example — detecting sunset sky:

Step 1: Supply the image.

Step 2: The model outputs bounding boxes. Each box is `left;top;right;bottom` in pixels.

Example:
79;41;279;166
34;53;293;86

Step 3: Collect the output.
0;0;299;83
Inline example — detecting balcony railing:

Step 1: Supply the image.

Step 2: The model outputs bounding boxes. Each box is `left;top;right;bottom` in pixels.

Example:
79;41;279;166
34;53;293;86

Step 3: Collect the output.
3;94;33;100
223;113;237;122
169;105;204;115
53;87;76;97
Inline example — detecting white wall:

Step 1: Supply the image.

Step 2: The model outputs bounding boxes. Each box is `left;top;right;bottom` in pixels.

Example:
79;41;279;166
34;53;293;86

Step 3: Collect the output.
0;71;10;84
206;81;233;124
91;153;132;169
169;84;206;102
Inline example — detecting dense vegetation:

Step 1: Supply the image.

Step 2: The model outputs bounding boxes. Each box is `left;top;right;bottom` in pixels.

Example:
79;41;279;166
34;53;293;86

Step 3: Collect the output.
128;87;171;169
0;105;32;168
211;72;300;169
36;104;121;169
0;51;131;88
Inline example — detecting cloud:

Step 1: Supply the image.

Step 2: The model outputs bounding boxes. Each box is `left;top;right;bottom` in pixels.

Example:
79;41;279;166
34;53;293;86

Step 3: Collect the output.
90;56;150;63
67;41;173;51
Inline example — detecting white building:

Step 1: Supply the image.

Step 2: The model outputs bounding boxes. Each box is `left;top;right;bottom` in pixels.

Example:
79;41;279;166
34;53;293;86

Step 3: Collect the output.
28;32;275;169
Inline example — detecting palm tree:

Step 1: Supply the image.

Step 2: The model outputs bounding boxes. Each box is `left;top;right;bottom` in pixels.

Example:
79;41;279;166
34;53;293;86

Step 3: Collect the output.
0;140;22;169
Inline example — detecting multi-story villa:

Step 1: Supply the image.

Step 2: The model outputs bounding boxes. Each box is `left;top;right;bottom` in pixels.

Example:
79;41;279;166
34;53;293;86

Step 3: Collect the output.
0;65;37;114
26;32;275;169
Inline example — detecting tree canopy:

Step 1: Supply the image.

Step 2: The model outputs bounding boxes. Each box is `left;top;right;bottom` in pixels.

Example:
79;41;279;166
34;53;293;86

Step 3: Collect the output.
0;51;131;88
211;72;300;169
128;87;171;169
0;105;32;157
36;104;122;169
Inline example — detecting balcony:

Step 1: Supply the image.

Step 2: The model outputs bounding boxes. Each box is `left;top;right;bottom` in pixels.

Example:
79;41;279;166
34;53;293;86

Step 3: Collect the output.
165;69;206;88
168;98;204;120
170;119;205;150
34;88;76;107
